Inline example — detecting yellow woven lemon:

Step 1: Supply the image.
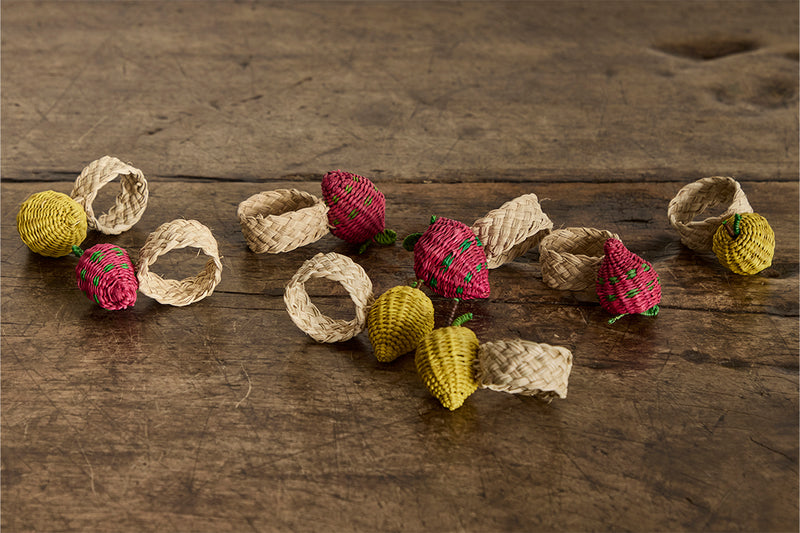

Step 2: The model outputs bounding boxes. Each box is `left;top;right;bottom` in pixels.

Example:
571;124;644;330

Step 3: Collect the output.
17;190;88;257
712;213;775;275
415;315;480;410
367;285;435;362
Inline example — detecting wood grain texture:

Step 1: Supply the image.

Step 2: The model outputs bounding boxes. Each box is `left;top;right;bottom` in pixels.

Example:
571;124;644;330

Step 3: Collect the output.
2;1;798;532
1;1;798;182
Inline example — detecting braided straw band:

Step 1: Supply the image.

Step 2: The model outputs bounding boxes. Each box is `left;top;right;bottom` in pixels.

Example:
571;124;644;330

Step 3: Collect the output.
238;189;330;253
539;227;620;291
667;176;753;253
70;156;149;235
74;244;138;310
712;213;775;275
17;190;88;257
284;252;374;343
136;219;222;306
476;339;573;400
471;193;553;269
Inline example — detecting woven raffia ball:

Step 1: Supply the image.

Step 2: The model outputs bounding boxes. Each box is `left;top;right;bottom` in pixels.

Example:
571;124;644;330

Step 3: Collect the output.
321;170;393;245
415;323;480;410
471;193;553;269
367;285;435;362
712;213;775;275
476;339;572;400
411;216;490;299
75;244;138;310
17;190;88;257
596;239;661;320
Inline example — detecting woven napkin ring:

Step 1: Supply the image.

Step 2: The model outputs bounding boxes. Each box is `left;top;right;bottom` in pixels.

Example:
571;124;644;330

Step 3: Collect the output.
539;227;620;291
668;176;775;275
238;170;396;254
17;156;149;257
415;314;574;410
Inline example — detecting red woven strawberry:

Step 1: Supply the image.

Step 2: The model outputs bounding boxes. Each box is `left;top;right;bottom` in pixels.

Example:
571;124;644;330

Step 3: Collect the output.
404;216;490;299
321;170;396;248
596;239;660;323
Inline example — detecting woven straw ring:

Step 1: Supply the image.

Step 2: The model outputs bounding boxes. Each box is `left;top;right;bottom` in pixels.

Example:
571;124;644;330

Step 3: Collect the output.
667;176;753;253
70;156;149;235
136;219;223;306
284;252;374;343
238;189;330;253
539;227;620;290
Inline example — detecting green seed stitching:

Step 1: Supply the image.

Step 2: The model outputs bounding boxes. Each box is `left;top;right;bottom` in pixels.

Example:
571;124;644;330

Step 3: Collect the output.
456;287;464;295
647;279;656;290
93;276;100;287
626;268;637;279
608;276;619;285
598;277;605;284
103;264;114;273
464;272;473;283
352;175;359;182
626;288;641;298
642;263;650;271
331;195;339;205
121;263;129;269
459;239;472;253
90;250;105;263
94;295;100;305
110;247;124;256
80;268;87;280
476;263;482;272
348;209;358;220
332;219;340;226
475;237;483;247
345;185;352;193
606;294;618;302
429;276;438;289
364;195;372;206
442;253;454;271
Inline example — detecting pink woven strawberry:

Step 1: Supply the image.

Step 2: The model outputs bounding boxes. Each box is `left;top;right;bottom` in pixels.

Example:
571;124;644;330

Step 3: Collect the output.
403;216;490;299
321;170;396;249
72;243;138;310
596;238;660;323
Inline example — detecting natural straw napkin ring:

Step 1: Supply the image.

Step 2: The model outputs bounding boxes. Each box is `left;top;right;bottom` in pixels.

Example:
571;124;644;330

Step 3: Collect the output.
284;252;374;342
667;176;753;253
476;339;573;399
238;189;330;253
70;155;150;235
471;193;553;269
137;219;223;306
539;227;620;291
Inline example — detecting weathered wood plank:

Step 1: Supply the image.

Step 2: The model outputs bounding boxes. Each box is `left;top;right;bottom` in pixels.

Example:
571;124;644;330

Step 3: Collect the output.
2;1;798;182
2;179;797;531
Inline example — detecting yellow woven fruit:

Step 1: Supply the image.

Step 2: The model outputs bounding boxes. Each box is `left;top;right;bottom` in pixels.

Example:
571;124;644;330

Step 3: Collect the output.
367;285;435;362
712;213;775;275
415;314;480;410
17;190;88;257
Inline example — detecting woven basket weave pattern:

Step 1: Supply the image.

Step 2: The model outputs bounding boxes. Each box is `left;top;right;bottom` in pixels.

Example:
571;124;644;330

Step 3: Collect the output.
415;325;480;410
321;170;386;244
471;193;553;269
70;156;149;235
413;217;490;299
476;339;572;399
17;190;88;257
367;285;435;362
238;189;330;253
539;227;619;290
75;243;138;310
712;213;775;275
284;252;374;343
136;219;223;307
667;176;753;253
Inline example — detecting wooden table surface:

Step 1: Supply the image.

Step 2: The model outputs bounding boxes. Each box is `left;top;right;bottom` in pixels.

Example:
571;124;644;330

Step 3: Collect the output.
2;2;798;531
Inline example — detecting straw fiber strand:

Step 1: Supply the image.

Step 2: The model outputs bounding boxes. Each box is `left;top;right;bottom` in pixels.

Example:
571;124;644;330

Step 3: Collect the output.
17;190;88;257
415;325;480;410
284;252;374;343
238;189;330;253
471;193;553;269
70;156;149;235
136;219;223;306
75;243;138;310
667;176;753;253
477;339;573;399
539;227;619;290
712;213;775;275
367;285;435;362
